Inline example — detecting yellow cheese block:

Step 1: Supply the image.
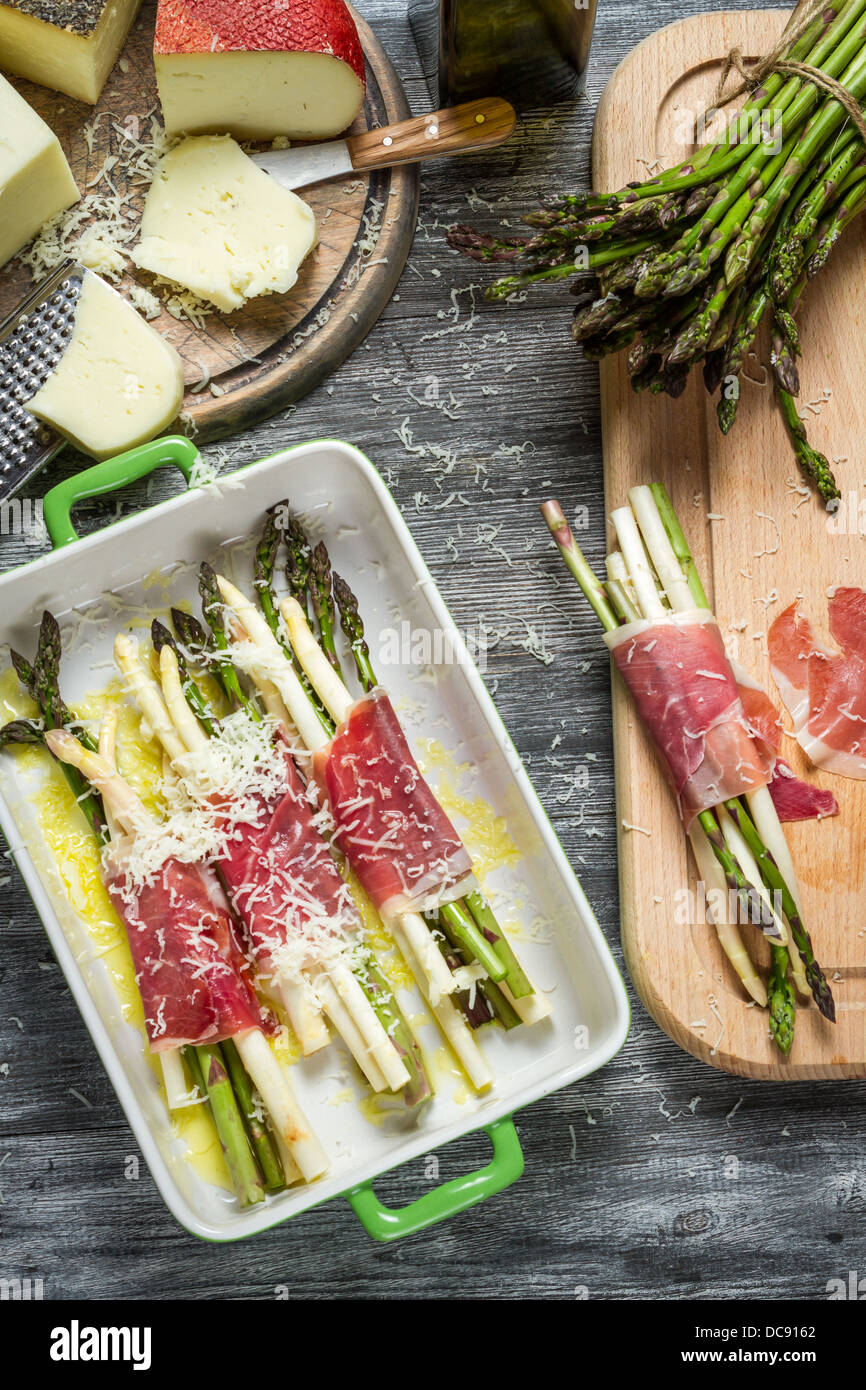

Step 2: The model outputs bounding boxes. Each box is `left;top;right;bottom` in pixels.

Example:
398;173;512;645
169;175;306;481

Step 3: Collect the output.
26;270;185;460
132;135;318;314
0;72;78;269
0;0;142;104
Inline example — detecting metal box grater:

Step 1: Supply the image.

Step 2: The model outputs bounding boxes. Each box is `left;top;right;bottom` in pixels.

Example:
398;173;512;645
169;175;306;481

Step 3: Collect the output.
0;260;84;503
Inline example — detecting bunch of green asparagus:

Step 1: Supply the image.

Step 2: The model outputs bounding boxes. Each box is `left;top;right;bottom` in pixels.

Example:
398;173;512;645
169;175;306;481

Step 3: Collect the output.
450;0;866;504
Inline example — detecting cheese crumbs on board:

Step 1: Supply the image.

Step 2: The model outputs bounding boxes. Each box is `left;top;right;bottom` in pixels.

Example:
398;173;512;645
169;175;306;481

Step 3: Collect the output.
132;135;318;313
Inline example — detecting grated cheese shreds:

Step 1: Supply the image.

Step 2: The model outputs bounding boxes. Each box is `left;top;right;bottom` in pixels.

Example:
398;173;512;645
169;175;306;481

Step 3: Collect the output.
19;116;172;285
107;712;362;979
107;711;292;889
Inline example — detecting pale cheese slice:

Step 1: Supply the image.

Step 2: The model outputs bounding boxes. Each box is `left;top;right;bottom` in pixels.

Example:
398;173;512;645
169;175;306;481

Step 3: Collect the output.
26;271;185;460
0;73;79;269
131;135;317;314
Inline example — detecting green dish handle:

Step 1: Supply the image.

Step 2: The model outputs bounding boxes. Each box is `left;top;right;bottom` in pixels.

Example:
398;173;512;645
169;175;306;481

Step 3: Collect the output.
345;1116;523;1242
43;436;201;550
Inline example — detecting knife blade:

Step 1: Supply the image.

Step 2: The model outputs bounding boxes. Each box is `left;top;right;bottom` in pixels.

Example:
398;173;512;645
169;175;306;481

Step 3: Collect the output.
250;97;516;193
252;140;354;192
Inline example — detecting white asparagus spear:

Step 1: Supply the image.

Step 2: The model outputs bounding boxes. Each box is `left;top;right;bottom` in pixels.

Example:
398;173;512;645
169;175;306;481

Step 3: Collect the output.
717;807;788;947
327;958;410;1091
746;786;810;998
629;484;695;613
159;1047;204;1109
281;595;353;725
158;646;208;753
234;1028;329;1182
46;728;150;835
391;919;493;1092
115;634;188;766
216;575;327;752
688;823;768;1007
97;707;122;842
313;973;389;1091
605;551;640;615
500;978;553;1025
610;506;666;619
276;978;331;1059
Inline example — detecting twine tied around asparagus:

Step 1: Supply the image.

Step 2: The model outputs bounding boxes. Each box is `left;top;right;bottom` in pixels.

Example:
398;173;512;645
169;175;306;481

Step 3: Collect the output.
711;0;866;148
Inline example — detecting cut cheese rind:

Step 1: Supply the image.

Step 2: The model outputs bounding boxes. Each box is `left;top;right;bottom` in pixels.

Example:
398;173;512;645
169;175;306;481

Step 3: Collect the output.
153;0;366;140
132;135;318;313
26;271;185;460
0;1;143;105
0;73;79;269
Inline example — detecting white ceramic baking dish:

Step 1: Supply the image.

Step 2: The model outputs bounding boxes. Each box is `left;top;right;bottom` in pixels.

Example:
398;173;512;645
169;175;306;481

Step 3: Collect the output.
0;436;629;1241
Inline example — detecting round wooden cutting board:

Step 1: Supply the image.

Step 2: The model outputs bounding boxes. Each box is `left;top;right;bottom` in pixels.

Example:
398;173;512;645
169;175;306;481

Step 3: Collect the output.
0;0;420;445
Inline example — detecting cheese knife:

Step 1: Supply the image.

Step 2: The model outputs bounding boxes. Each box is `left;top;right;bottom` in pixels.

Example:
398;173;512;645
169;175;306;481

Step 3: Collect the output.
251;97;517;191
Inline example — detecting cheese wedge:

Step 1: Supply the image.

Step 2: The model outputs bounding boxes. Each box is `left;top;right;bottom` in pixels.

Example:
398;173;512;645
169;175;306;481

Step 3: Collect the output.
0;74;79;269
132;135;318;314
26;271;185;460
154;0;366;140
0;1;143;105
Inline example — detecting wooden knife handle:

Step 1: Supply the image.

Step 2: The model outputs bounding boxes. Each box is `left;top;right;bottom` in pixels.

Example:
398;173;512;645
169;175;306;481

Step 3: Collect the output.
346;98;517;173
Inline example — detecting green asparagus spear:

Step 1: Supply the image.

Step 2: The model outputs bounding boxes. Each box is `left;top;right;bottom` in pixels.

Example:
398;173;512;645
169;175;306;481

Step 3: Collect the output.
723;798;835;1021
199;562;262;723
220;1039;286;1191
332;573;377;694
183;1046;266;1207
310;542;342;675
768;946;796;1055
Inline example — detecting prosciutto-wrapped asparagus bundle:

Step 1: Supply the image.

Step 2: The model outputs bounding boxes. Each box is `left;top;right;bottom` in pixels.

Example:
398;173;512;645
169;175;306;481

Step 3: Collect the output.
604;607;776;829
0;615;327;1203
114;629;427;1106
543;484;835;1055
314;686;475;922
46;724;329;1189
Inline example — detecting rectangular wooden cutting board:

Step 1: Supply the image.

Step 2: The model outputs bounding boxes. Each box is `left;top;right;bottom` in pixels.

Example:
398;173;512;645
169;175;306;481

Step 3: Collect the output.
593;9;866;1079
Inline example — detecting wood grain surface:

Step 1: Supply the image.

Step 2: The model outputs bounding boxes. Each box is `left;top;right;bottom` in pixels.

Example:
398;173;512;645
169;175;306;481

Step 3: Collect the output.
0;0;864;1302
0;0;420;445
594;10;866;1079
347;96;517;170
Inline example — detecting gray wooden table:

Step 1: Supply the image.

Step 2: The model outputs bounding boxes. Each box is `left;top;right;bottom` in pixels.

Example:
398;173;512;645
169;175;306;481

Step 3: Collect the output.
1;0;863;1302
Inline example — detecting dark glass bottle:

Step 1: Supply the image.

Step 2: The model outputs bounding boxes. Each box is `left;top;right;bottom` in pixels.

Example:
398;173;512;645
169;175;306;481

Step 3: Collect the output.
410;0;599;108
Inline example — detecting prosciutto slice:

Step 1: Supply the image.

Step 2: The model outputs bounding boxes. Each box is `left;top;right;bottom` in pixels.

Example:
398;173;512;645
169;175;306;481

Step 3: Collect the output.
768;588;866;779
734;666;839;821
219;741;360;977
605;609;774;828
107;854;265;1053
314;688;474;919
